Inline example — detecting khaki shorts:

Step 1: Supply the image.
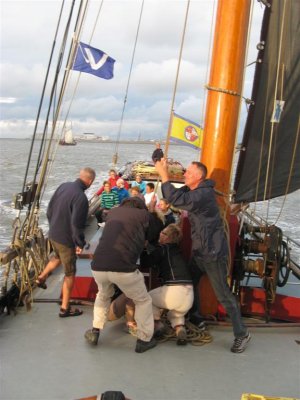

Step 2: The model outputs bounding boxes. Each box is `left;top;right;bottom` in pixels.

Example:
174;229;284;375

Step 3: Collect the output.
50;240;77;276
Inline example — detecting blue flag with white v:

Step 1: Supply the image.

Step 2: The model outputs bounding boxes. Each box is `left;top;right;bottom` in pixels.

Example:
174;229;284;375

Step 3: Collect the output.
72;42;115;79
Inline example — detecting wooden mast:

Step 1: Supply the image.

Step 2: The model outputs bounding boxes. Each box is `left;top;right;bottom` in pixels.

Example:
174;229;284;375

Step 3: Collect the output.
201;0;251;205
197;0;251;316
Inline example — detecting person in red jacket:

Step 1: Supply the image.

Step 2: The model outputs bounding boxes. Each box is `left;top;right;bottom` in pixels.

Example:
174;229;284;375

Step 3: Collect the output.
96;169;129;196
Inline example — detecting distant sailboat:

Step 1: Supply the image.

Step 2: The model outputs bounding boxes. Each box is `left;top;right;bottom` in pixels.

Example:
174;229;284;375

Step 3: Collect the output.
59;123;77;146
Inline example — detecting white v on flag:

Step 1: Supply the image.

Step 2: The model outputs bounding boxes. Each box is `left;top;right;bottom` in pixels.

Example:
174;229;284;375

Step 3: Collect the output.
72;42;115;79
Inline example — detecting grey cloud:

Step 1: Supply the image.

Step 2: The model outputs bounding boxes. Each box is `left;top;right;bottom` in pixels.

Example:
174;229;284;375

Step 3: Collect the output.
0;1;264;139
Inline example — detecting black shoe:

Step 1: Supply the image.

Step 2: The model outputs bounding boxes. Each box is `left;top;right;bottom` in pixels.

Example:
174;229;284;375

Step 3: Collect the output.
189;314;206;331
84;328;100;345
135;338;157;353
231;332;251;353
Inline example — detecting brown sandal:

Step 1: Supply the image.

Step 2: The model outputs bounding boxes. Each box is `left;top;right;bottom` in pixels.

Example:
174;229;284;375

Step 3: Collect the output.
59;307;83;318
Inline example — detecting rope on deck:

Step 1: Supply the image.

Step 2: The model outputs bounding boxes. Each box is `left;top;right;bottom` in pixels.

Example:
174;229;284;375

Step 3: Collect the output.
156;315;213;346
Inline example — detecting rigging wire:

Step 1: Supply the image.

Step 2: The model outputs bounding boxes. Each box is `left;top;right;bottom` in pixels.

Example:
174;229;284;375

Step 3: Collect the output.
263;1;299;226
199;0;216;160
41;0;95;201
272;117;300;225
252;3;273;217
42;0;104;201
164;0;191;158
55;0;93;140
56;0;103;145
228;0;254;205
252;0;298;227
263;0;287;203
112;0;145;166
31;0;78;197
3;1;88;300
20;0;66;196
23;0;80;239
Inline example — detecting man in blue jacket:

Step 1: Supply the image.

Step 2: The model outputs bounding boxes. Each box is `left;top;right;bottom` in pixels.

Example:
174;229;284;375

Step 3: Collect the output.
36;167;95;317
155;159;251;353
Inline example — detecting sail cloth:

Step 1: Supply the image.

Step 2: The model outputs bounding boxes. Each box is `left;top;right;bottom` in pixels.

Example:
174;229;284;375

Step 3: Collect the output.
170;113;203;150
72;42;115;79
234;0;300;203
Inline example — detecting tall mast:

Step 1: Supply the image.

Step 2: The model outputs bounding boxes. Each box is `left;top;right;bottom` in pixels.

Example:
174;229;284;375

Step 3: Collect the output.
201;0;251;203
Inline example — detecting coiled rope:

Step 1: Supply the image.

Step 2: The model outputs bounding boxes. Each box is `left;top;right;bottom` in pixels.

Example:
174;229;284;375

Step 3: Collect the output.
155;314;213;346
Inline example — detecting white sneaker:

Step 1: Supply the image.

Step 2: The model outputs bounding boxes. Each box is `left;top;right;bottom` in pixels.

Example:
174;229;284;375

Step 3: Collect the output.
97;222;105;228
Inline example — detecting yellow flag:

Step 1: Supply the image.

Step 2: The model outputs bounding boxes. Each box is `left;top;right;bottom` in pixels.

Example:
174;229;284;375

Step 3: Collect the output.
171;113;203;149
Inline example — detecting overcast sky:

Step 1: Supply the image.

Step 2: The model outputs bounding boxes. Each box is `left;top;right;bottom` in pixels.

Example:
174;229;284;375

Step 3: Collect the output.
0;0;264;140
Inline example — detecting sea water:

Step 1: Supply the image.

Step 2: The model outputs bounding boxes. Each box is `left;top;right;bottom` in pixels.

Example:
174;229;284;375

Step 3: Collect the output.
0;139;299;294
0;139;199;249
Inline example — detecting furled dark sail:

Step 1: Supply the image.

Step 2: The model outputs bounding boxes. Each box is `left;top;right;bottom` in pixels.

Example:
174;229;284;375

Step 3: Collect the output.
233;0;300;203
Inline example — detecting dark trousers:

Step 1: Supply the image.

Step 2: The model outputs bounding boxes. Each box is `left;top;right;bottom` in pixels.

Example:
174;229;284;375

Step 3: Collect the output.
190;256;247;337
95;208;109;223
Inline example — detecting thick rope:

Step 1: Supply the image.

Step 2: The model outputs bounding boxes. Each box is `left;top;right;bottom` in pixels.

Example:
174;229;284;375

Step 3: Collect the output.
154;314;213;346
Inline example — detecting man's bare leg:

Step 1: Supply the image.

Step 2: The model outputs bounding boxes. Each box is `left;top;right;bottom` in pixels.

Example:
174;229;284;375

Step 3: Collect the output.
37;257;61;283
61;275;75;310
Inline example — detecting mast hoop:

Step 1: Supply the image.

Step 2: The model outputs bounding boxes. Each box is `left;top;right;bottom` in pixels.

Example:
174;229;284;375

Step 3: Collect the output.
243;97;255;105
205;85;240;97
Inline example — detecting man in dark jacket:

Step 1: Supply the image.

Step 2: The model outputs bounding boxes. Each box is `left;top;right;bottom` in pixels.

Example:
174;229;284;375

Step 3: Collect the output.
36;167;95;317
84;197;157;353
155;159;251;353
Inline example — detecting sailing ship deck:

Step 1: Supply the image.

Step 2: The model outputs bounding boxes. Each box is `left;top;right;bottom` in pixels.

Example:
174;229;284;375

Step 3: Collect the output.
0;266;299;400
0;218;299;400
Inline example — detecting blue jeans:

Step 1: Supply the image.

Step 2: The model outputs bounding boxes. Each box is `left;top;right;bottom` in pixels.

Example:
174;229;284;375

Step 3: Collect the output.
191;256;247;338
